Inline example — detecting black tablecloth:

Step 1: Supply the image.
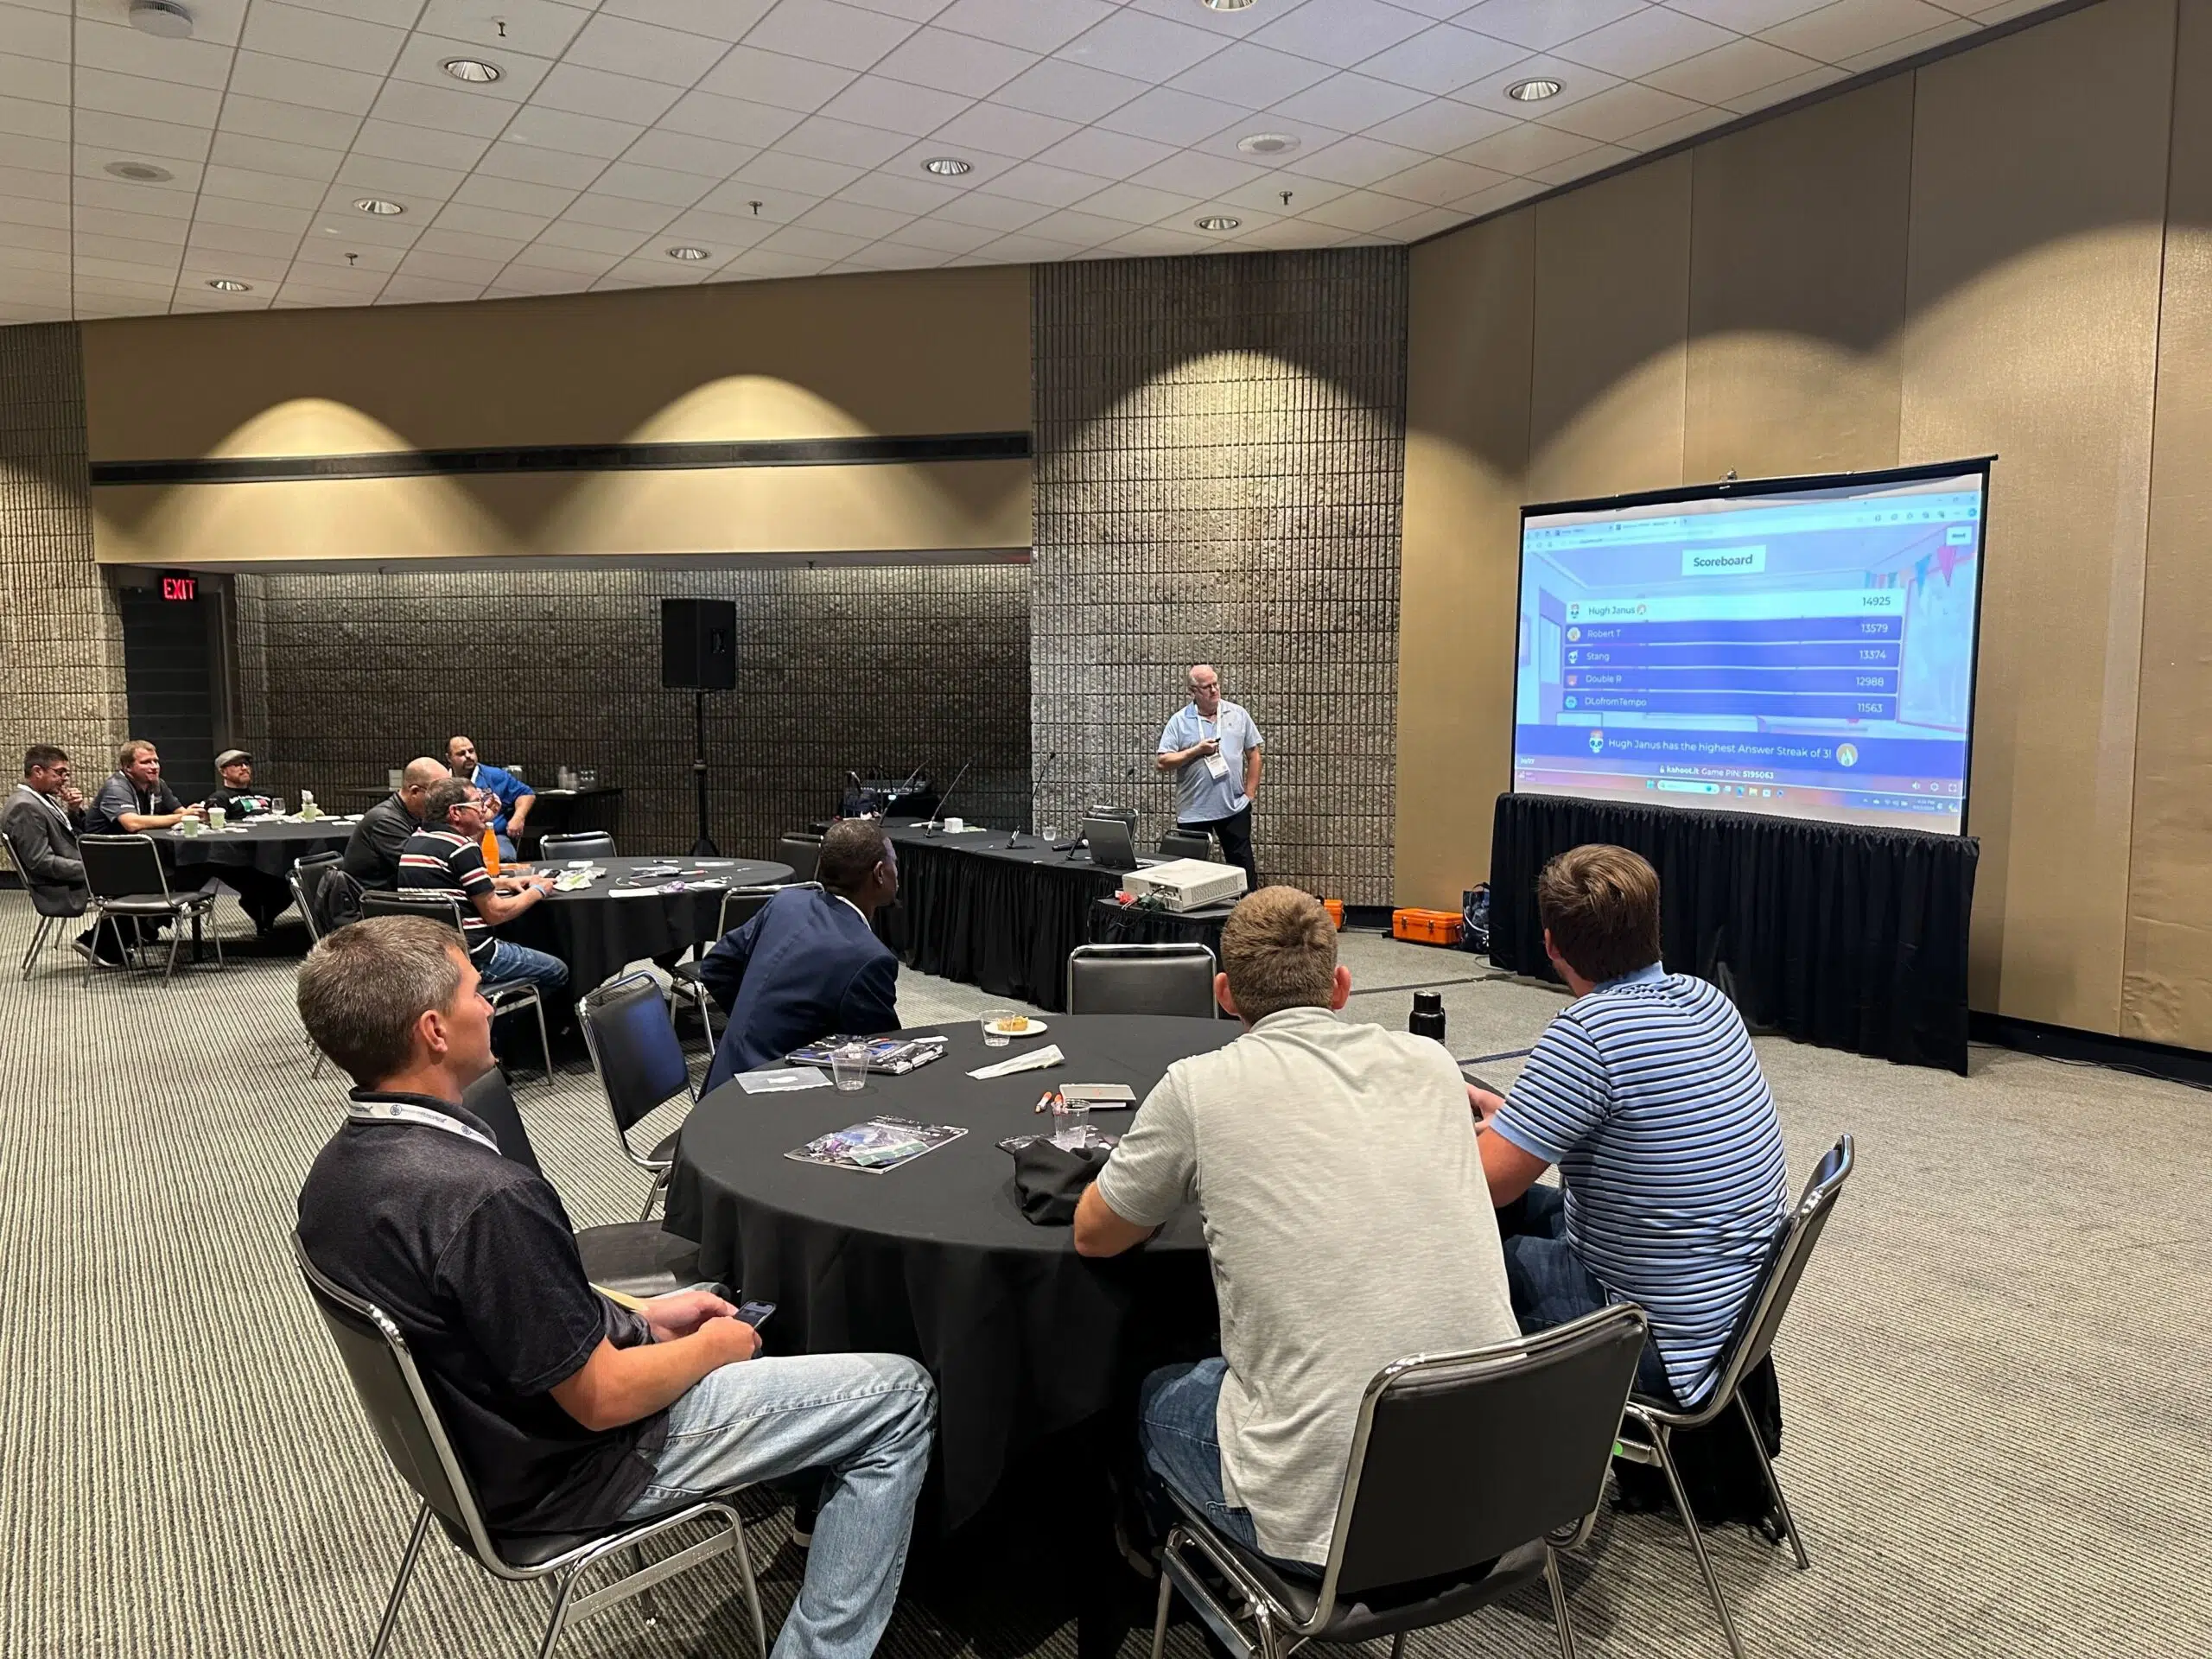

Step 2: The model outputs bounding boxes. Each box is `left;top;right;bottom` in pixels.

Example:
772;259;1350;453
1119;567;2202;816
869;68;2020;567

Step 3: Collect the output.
1088;897;1234;955
876;823;1124;1013
1488;792;1977;1072
149;818;355;877
509;855;791;989
663;1014;1236;1529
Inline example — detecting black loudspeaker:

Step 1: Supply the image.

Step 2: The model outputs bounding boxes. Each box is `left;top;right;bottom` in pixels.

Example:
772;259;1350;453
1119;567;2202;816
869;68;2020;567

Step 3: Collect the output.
661;599;736;690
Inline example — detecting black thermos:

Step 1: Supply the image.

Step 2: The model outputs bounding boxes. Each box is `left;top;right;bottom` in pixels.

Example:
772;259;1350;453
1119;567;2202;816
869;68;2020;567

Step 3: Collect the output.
1409;990;1446;1044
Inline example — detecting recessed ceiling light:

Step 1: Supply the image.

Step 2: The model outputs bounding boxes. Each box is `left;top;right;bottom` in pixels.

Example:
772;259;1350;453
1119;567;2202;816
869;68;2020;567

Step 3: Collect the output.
1236;133;1299;156
353;197;405;216
666;245;709;261
1506;78;1564;102
207;278;251;292
1203;0;1258;10
441;57;502;83
921;156;972;176
128;0;194;39
104;160;174;183
1195;215;1240;232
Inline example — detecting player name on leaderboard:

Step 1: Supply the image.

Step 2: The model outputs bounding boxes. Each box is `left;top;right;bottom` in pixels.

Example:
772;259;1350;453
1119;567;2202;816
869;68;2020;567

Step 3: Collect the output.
1559;591;1904;723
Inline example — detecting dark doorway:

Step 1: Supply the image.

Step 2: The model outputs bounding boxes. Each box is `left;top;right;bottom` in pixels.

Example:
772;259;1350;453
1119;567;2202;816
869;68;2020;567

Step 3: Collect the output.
118;582;223;801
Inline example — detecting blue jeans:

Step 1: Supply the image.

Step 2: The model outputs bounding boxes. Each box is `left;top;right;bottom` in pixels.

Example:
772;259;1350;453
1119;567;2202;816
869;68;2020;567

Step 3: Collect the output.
482;938;568;995
621;1352;934;1659
1498;1185;1675;1402
494;834;518;861
1138;1358;1320;1575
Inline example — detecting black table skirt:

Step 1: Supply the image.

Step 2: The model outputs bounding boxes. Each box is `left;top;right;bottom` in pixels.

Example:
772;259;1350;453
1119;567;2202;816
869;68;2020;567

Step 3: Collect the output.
876;824;1122;1013
152;820;354;878
506;855;791;989
663;1014;1234;1529
1488;792;1977;1072
1088;897;1233;957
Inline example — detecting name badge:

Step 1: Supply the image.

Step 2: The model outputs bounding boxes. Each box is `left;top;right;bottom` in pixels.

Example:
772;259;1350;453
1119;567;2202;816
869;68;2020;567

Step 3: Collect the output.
1204;751;1231;779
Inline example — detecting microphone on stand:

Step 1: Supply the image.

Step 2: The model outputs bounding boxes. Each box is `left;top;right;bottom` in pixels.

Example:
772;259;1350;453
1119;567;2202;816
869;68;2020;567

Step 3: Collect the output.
1007;750;1057;849
924;755;977;837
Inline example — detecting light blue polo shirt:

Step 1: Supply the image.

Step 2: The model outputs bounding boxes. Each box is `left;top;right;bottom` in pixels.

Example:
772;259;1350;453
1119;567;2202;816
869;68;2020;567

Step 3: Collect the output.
1157;699;1263;825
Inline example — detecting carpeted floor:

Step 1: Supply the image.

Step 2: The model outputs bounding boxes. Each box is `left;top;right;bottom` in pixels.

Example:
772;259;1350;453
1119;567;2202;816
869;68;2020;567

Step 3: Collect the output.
1;891;2205;1659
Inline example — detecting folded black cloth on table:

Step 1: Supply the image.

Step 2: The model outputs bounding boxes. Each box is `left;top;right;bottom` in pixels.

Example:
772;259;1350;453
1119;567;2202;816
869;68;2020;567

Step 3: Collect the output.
1006;1137;1112;1225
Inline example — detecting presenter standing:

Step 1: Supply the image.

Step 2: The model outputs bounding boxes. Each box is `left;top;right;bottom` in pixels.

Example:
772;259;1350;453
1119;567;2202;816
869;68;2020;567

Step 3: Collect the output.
1156;663;1262;890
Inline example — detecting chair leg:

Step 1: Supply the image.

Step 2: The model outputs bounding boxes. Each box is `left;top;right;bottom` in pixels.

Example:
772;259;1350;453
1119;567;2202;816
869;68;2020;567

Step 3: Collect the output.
1651;1425;1747;1659
369;1503;434;1659
310;1049;327;1081
21;913;54;978
1544;1547;1579;1659
531;992;551;1082
626;1544;657;1628
1736;1393;1808;1570
1149;1560;1175;1659
1389;1634;1408;1659
162;919;182;981
728;1511;768;1659
639;1168;670;1224
534;1568;583;1659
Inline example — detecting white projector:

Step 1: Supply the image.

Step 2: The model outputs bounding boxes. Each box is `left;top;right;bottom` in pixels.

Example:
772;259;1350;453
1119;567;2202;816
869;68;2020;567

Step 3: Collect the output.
1119;858;1249;912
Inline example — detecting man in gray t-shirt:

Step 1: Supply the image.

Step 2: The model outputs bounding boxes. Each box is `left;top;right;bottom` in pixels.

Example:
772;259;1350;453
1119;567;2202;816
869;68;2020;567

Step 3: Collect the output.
1076;888;1516;1568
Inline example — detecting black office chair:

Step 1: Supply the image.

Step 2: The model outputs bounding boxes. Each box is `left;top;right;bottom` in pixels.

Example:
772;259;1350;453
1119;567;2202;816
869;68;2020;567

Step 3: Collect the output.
537;832;616;861
666;884;817;1045
1152;1304;1650;1659
1613;1135;1854;1659
1158;830;1215;862
357;893;552;1082
292;1236;766;1659
3;824;86;979
290;851;345;1077
1066;943;1218;1018
579;972;697;1220
78;832;221;981
775;833;823;884
458;1067;707;1300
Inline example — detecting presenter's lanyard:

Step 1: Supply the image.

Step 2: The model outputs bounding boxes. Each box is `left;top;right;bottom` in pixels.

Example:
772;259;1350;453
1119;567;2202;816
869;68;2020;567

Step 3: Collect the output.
346;1099;499;1153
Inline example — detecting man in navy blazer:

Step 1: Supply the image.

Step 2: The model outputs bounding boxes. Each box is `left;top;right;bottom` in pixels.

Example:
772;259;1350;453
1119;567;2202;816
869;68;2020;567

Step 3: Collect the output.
700;818;902;1092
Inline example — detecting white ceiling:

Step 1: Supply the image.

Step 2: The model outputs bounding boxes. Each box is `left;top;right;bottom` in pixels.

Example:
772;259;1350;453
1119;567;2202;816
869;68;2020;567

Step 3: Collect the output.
0;0;2056;321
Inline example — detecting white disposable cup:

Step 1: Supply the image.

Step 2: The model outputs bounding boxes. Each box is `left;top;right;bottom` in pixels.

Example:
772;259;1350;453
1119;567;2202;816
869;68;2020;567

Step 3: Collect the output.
205;807;226;830
944;816;964;832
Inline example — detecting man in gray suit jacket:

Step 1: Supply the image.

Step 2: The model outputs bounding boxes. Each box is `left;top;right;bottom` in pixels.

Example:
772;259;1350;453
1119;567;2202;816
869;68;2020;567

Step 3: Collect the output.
2;744;111;963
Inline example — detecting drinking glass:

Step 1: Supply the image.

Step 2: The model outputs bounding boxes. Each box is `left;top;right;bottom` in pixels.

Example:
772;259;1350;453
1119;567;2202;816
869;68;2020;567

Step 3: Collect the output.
830;1042;869;1093
981;1009;1014;1047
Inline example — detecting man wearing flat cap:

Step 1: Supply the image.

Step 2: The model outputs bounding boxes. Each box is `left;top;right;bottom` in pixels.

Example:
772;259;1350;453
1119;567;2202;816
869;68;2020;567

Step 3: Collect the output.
205;750;281;820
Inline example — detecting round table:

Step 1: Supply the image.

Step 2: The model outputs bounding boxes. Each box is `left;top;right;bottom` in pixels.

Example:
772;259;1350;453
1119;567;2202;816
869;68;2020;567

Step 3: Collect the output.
513;855;792;989
149;817;357;877
662;1013;1239;1530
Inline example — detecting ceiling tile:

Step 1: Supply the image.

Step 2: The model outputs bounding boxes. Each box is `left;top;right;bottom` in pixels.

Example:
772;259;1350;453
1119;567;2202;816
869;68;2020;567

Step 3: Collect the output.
590;161;718;207
1530;141;1637;183
1096;224;1216;257
1036;126;1179;180
0;243;69;275
712;148;864;195
241;3;407;76
835;169;966;213
974;229;1090;261
379;274;487;302
508;241;630;276
216;95;364;151
1092;86;1243;148
287;0;431;30
369;79;517;139
1066;178;1199;224
350;121;497;174
978;158;1115;207
0;55;67;108
74;68;224;128
1835;13;1979;70
416;0;594;55
744;0;924;72
73;203;190;243
793;198;915;238
556;192;678;232
435;200;560;239
73;20;232;88
1717;60;1847;111
399;249;512;284
933;0;1113;54
194;195;315;234
1211;168;1353;213
531;217;649;252
1058;8;1226;81
207;165;328;208
600;0;778;42
475;141;608;188
878;214;1008;253
1555;8;1739;77
68;169;193;211
1299;187;1440;234
1537;80;1706;142
413;228;530;262
1282;133;1429;188
1268;71;1431;133
1376;201;1472;238
1359;96;1516;153
226;54;384;118
1372;153;1514;206
1249;0;1433;69
776;115;912;168
870;26;1039;96
759;223;874;260
532;65;686;125
926;188;1051;230
1229;217;1350;251
720;249;830;278
1127;148;1268;200
659;89;808;148
1020;206;1144;245
620;129;760;179
925;101;1082;161
695;47;858;112
848;0;973;22
1619;102;1740;149
1353;23;1529;96
1761;0;1959;56
1646;35;1823;102
70;111;205;165
187;220;304;259
990;58;1147;123
1667;0;1832;32
451;173;581;217
1169;41;1334;105
0;191;69;228
563;14;728;86
501;108;648;159
1452;120;1600;175
210;131;345;185
1456;0;1647;53
659;208;779;247
817;74;972;137
293;238;404;271
335;155;469;203
175;247;290;282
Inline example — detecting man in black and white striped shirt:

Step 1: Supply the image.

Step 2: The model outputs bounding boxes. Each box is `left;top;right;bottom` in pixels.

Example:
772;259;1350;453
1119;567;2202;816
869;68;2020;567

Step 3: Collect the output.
398;779;568;996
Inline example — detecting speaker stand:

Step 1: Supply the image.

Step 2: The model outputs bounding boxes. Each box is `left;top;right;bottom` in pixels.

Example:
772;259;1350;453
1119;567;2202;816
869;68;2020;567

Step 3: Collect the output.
690;689;718;856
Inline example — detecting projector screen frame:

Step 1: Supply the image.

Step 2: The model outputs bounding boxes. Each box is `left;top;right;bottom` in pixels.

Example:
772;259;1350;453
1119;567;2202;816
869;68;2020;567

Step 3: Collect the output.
1513;454;1998;836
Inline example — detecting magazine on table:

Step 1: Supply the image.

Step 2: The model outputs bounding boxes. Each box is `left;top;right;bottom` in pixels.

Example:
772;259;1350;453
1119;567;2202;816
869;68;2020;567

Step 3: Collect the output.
785;1035;949;1075
787;1116;967;1173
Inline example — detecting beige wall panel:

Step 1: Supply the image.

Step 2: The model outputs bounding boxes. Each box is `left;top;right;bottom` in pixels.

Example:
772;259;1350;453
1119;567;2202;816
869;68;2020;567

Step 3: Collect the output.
90;459;1033;565
1395;210;1535;908
79;266;1030;460
1898;0;2173;1032
1527;154;1691;504
1683;77;1912;481
2125;0;2212;1047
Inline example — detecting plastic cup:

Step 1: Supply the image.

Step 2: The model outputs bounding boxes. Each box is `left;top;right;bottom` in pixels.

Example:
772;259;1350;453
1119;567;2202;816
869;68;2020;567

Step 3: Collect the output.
981;1009;1014;1047
1052;1099;1091;1148
205;806;226;830
830;1042;869;1093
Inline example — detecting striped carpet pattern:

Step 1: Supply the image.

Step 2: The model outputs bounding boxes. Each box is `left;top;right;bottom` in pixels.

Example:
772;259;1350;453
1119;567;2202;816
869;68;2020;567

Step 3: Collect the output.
0;894;2204;1658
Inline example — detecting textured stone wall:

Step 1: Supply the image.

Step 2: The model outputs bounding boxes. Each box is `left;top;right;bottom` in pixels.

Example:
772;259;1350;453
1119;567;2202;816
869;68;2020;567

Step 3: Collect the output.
1031;249;1408;905
232;561;1030;860
0;324;126;789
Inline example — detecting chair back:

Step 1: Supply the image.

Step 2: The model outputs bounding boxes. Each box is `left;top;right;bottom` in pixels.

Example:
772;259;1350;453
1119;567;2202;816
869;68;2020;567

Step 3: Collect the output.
1158;830;1214;861
718;881;814;937
289;851;343;942
290;1234;502;1567
461;1066;543;1175
79;834;170;901
776;833;823;884
2;826;86;916
1066;943;1218;1018
360;891;468;936
539;831;615;861
1678;1133;1854;1424
1323;1305;1649;1607
580;971;694;1141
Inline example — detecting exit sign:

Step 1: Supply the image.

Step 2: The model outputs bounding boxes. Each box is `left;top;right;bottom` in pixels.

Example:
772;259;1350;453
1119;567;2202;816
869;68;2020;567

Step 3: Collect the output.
160;573;197;602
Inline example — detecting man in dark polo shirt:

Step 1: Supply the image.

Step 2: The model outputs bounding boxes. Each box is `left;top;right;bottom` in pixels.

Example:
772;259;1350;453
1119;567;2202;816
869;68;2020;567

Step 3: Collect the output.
342;756;446;890
296;917;935;1656
398;779;568;996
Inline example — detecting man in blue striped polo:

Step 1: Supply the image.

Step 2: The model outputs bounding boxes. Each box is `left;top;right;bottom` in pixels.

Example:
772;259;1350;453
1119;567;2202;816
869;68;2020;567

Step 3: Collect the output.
1471;844;1788;1406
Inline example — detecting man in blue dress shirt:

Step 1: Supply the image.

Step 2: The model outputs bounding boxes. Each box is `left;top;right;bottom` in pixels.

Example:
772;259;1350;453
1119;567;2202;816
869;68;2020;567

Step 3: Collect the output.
698;819;902;1093
448;734;535;860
